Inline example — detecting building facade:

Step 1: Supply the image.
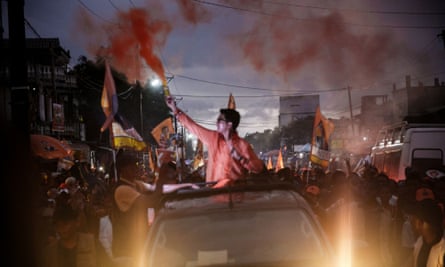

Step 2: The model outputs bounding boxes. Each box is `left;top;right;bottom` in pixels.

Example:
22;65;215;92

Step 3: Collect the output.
278;95;320;128
0;38;83;139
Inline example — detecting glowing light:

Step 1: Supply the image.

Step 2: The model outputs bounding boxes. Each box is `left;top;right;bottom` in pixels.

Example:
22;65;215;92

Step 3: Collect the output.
336;201;353;267
150;77;162;88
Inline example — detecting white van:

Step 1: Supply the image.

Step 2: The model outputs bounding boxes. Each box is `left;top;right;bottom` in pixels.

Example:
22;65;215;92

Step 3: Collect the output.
370;121;445;182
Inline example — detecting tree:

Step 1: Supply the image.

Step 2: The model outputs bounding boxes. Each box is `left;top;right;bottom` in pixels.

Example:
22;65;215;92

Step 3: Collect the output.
244;127;281;154
281;116;314;147
73;56;171;146
245;116;314;155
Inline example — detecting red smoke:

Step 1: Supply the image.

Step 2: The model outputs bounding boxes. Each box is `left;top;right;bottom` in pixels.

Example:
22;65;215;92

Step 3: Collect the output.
107;7;171;83
231;2;405;84
75;0;210;83
75;0;407;87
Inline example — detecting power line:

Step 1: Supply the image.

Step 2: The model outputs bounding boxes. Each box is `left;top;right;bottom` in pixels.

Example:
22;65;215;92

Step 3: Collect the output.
193;0;445;30
24;18;41;38
107;0;120;11
262;0;445;16
174;74;347;93
77;0;114;24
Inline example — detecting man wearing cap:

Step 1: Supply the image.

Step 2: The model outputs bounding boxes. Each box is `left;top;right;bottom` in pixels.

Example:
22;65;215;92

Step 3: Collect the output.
165;95;265;187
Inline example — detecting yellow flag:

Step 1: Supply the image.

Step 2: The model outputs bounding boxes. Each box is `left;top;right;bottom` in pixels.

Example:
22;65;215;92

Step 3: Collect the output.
227;93;236;109
151;117;174;146
310;106;335;169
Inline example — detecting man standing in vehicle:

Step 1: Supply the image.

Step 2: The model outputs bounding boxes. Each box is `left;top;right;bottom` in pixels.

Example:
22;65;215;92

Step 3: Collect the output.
165;95;265;187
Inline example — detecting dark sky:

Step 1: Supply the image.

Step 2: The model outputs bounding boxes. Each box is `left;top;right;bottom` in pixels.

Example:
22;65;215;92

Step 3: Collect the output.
4;0;445;136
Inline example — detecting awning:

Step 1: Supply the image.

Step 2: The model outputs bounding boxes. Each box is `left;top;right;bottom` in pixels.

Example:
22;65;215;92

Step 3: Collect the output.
30;134;72;160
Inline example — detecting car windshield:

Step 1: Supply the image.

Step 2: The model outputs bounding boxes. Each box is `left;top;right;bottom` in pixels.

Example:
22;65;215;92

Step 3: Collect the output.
146;208;329;267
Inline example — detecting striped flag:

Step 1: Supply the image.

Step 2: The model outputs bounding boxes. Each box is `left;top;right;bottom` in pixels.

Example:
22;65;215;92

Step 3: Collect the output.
111;114;146;151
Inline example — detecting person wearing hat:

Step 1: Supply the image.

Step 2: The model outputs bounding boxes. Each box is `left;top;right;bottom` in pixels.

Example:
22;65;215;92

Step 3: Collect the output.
165;95;265;187
410;199;445;267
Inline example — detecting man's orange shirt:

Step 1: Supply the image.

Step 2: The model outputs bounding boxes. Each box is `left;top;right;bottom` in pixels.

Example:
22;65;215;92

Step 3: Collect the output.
176;111;264;183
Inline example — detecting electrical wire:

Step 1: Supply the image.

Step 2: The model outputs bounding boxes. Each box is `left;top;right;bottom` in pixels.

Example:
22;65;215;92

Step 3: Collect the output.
77;0;114;24
262;0;445;16
107;0;120;11
173;74;347;93
24;18;41;38
193;0;445;30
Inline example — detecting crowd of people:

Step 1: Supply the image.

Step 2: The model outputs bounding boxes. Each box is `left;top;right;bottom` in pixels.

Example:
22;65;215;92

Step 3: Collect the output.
22;96;444;267
36;151;178;267
35;156;445;267
295;165;445;267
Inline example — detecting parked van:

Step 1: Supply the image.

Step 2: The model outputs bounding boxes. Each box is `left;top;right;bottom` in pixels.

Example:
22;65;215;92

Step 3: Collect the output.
370;121;445;182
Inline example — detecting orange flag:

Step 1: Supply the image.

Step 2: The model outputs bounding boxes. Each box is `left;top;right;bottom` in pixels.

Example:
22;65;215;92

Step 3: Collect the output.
147;148;155;173
227;93;236;109
192;139;204;170
267;156;273;170
275;148;284;172
100;61;118;132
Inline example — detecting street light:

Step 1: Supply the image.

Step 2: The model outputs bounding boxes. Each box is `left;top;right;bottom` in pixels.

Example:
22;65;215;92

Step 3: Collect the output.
139;76;174;136
150;78;162;88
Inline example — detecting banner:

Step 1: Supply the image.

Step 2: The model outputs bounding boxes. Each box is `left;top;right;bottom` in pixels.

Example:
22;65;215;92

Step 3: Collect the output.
52;103;65;132
100;61;118;132
310;106;335;169
151;117;174;147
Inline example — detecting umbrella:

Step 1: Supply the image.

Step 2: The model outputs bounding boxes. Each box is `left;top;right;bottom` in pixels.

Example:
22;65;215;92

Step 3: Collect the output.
30;134;72;160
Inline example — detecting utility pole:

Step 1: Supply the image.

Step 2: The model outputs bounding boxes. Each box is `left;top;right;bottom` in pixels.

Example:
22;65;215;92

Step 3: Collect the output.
347;86;354;136
140;85;143;135
438;30;445;49
8;0;29;133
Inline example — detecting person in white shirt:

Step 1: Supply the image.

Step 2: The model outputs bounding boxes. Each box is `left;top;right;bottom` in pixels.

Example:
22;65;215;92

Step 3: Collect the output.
411;199;444;267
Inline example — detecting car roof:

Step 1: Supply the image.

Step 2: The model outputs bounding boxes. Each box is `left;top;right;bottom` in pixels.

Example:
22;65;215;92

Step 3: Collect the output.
142;179;335;267
154;179;312;215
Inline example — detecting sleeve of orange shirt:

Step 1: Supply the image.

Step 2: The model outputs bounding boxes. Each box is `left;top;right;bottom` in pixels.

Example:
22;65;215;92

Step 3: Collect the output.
232;135;265;174
175;109;215;144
